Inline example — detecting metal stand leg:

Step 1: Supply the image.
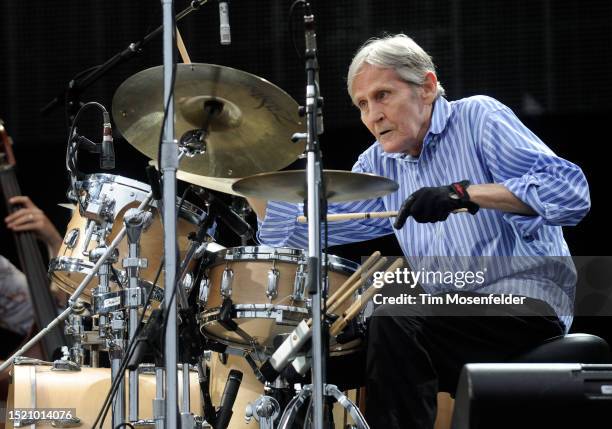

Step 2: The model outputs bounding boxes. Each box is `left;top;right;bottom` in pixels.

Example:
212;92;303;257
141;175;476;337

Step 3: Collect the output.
123;208;152;423
154;367;166;429
278;384;370;429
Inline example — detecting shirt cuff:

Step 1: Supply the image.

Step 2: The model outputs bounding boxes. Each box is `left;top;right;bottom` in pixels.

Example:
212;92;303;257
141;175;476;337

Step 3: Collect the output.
502;175;547;240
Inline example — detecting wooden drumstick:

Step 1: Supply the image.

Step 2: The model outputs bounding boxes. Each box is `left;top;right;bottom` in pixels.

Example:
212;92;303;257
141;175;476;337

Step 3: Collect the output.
176;28;192;64
297;211;398;223
330;258;404;336
326;251;381;309
327;256;388;315
297;208;469;223
306;250;382;328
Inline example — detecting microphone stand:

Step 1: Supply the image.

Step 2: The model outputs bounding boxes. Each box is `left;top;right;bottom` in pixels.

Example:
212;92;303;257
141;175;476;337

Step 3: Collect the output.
40;0;209;122
301;3;327;428
160;0;179;427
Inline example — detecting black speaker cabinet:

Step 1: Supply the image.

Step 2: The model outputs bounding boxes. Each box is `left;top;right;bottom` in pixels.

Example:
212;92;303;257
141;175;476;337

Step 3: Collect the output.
451;364;612;429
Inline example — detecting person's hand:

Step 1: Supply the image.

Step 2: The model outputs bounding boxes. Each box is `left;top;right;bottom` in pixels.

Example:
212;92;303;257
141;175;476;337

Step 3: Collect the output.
4;196;63;255
393;180;479;228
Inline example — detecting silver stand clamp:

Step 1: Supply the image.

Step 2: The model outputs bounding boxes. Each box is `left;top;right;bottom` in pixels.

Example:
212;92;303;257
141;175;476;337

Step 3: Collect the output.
245;395;281;429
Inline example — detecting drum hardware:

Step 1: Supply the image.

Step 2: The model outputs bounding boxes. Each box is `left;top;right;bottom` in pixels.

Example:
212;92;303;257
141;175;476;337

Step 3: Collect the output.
267;259;280;300
192;188;254;240
221;268;233;298
51;346;81;372
293;263;308;301
214;298;264;352
245;395;281;429
198;278;211;306
277;384;369;429
65;301;87;367
124;208;152;424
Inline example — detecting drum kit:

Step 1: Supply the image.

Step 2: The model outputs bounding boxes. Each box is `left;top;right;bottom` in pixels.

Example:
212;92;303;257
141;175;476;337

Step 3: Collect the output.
2;4;404;429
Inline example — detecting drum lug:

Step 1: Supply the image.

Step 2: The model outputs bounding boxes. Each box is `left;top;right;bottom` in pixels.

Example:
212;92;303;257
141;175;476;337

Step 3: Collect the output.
292;264;307;301
198;278;210;306
221;267;234;298
267;268;280;300
64;228;80;249
181;272;194;293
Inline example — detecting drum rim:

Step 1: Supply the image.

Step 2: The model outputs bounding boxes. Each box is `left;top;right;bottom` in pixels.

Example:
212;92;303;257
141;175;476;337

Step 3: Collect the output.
210;246;360;275
49;256;166;302
75;174;206;224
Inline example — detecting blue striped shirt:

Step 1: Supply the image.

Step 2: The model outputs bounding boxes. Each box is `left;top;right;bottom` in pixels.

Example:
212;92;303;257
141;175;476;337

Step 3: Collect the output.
258;96;591;331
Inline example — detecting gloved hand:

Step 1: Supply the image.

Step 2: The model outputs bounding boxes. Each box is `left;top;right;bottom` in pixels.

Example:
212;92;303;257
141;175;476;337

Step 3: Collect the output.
393;180;479;228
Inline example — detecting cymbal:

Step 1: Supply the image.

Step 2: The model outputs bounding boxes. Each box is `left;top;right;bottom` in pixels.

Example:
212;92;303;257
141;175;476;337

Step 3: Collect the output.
148;160;243;196
232;170;399;203
112;63;305;178
176;170;242;196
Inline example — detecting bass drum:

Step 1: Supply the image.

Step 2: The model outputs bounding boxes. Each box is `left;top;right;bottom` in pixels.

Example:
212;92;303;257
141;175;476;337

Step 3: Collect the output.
208;352;361;428
5;361;203;428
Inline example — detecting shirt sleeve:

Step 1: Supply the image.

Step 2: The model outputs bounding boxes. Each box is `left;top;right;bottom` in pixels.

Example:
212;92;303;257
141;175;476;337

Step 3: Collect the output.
257;152;395;248
480;106;591;238
0;255;34;336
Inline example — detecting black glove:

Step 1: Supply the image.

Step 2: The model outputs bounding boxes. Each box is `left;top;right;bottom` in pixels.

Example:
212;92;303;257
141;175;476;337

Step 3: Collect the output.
393;180;479;228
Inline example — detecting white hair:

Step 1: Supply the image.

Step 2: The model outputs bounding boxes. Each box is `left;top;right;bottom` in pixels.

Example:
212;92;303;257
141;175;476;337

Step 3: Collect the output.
347;34;445;101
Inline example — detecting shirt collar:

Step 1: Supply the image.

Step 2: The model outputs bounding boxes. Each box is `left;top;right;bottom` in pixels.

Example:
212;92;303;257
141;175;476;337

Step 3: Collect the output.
380;96;451;160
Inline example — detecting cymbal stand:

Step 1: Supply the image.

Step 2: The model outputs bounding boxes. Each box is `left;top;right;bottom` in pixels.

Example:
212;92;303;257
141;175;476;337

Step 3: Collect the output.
90;244;127;429
123;208;153;424
160;0;179;426
296;3;327;427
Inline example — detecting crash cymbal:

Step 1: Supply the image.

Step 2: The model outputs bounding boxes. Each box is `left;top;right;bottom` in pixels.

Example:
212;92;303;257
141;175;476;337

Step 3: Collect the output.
176;170;242;196
148;160;243;196
232;170;399;203
112;63;305;178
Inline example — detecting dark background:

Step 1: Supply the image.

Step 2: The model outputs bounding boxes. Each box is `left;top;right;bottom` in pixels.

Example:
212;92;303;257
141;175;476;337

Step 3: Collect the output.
1;1;610;340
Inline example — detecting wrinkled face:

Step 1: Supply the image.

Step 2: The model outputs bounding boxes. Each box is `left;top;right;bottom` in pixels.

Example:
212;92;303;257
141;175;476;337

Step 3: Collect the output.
351;64;435;156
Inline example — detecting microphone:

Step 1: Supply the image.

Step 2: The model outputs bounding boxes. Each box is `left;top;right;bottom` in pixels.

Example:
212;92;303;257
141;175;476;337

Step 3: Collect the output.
303;4;324;135
259;320;311;382
215;369;242;429
196;190;253;239
101;111;115;169
218;1;231;45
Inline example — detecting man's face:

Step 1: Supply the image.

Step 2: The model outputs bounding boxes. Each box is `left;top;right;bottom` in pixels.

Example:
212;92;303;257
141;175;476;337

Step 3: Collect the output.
351;64;436;156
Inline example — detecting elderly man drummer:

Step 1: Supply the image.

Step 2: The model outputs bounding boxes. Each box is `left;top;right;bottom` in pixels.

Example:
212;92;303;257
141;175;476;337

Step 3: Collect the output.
249;34;590;429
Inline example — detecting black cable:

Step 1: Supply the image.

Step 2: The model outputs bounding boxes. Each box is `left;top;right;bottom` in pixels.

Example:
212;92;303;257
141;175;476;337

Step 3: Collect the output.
114;423;135;429
288;0;306;61
65;101;108;213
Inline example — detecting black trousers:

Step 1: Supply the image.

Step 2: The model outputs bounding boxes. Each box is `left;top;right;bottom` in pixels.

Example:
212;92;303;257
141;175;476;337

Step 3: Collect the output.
328;291;564;429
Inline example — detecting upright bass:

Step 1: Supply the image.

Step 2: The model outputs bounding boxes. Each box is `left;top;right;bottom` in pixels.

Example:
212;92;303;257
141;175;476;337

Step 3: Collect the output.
0;119;66;360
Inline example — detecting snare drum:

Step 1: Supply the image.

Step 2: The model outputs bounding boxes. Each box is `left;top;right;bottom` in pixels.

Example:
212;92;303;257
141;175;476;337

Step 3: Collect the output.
199;246;362;354
49;174;206;303
6;361;202;428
